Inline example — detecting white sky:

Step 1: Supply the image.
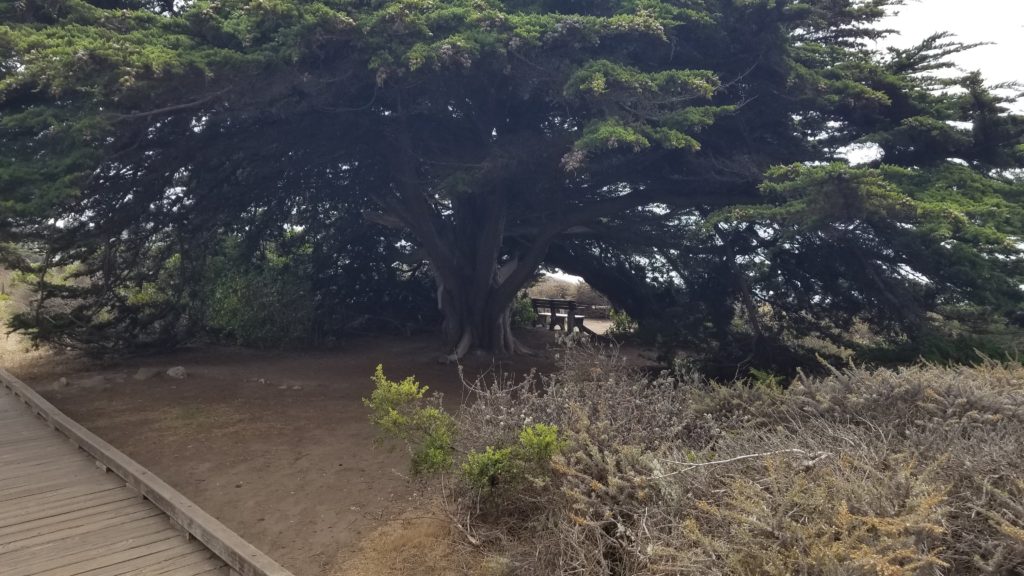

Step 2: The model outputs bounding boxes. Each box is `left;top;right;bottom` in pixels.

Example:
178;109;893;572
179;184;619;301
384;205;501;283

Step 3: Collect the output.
883;0;1024;87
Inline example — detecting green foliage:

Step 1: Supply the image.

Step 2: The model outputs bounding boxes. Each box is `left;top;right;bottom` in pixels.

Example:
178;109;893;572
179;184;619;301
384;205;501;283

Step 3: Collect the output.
518;422;565;464
461;423;566;490
747;368;784;392
201;240;314;348
409;407;457;474
574;119;653;155
364;365;565;489
2;0;1022;362
364;365;429;435
8;234;323;352
363;365;456;474
462;446;515;490
510;292;539;328
608;308;637;336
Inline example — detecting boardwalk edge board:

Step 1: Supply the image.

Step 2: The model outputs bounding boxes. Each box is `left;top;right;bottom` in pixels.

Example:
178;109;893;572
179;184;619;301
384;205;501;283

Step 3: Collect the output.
0;368;295;576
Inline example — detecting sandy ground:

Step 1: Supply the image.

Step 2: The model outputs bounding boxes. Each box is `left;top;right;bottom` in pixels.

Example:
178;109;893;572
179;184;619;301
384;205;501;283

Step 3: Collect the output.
1;329;559;576
0;274;621;575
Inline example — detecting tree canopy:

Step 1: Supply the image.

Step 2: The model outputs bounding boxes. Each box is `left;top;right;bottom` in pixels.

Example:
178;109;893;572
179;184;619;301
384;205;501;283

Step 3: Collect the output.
2;0;1022;364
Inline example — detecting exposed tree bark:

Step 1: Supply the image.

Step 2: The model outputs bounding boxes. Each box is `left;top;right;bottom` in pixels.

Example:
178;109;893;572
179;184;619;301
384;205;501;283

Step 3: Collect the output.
373;124;686;358
713;225;764;348
374;149;542;358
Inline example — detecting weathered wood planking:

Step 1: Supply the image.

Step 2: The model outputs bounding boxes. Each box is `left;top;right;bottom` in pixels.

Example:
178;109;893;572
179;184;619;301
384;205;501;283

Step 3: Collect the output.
0;368;294;576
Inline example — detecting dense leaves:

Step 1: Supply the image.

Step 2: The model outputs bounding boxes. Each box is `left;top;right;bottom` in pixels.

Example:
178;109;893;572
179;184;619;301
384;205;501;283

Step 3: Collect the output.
1;0;1022;363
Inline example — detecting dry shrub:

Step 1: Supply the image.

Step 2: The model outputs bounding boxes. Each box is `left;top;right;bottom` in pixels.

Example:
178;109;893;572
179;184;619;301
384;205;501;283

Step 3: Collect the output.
447;344;1024;575
330;511;502;576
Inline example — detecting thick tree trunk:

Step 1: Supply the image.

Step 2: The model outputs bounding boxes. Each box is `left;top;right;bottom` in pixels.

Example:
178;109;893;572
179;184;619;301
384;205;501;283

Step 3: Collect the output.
377;140;642;359
371;184;537;359
433;257;533;361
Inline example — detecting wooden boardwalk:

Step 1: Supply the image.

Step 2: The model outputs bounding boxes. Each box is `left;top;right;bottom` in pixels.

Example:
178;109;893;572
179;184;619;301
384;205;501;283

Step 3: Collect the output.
0;370;293;576
0;385;226;576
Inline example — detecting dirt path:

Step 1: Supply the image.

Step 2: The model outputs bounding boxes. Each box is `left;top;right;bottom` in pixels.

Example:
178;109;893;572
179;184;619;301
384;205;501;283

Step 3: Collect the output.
5;335;556;576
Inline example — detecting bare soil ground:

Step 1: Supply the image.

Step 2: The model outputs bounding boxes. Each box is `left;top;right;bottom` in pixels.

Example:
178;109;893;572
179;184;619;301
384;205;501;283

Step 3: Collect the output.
1;329;565;576
0;270;633;575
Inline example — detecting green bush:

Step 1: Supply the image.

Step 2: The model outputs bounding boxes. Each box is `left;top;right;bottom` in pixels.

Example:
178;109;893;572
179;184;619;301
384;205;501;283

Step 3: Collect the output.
201;240;314;347
364;365;566;491
518;423;564;464
460;424;566;491
363;365;456;474
511;292;539;328
608;308;637;336
462;446;516;490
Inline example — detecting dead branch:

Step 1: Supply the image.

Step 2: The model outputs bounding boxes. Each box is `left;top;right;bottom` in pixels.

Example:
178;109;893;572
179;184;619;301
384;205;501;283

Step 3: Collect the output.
652;448;832;479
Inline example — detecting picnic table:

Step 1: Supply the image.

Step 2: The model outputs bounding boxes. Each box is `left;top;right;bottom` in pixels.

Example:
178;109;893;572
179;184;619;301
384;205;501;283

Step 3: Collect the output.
531;298;586;332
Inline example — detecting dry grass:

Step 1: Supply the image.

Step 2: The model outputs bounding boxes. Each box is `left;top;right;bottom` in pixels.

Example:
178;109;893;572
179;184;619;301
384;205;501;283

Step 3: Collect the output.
437;344;1024;575
329;508;503;576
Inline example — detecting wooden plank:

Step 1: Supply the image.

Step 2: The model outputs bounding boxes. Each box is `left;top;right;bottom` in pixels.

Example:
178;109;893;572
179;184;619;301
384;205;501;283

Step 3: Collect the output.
132;552;223;576
0;442;80;464
0;408;44;421
0;485;132;517
70;546;213;576
7;528;182;576
0;497;147;541
36;536;194;576
0;371;294;576
0;507;164;552
0;432;76;450
0;453;98;475
0;463;118;493
161;564;228;576
0;449;86;470
0;502;153;548
0;484;123;516
0;408;45;421
0;428;80;449
0;420;49;433
0;415;55;427
0;433;81;453
0;411;50;426
130;551;223;576
0;431;60;447
0;475;122;503
0;515;175;566
0;452;100;476
0;455;101;480
0;502;156;547
0;489;139;529
182;565;228;573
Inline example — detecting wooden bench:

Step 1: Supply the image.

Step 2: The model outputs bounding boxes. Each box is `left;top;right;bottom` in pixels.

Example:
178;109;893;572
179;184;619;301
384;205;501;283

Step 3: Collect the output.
531;298;586;332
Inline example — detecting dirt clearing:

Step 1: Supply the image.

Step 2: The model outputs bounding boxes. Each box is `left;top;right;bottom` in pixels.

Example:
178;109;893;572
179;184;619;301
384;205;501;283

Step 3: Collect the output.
5;334;557;575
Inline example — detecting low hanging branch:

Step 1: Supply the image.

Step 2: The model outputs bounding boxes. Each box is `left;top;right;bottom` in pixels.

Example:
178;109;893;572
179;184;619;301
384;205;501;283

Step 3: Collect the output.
111;88;231;121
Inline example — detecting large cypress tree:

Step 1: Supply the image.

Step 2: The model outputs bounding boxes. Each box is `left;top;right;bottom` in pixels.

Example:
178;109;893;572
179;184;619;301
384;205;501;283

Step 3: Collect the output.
2;0;1022;358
